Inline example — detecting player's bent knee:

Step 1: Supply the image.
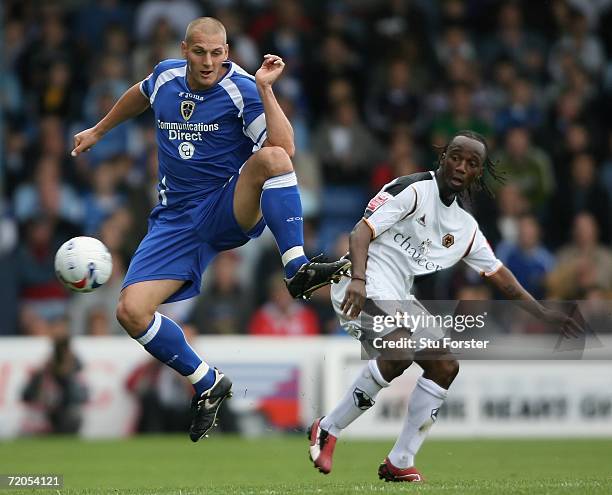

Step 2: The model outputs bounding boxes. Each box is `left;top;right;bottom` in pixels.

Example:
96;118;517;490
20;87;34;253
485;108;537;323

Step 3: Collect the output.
435;359;460;388
256;146;293;177
116;293;154;336
446;359;460;380
377;359;412;381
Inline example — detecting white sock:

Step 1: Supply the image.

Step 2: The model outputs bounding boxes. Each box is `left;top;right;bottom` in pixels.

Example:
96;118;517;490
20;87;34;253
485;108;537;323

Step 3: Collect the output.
388;375;448;468
320;360;390;437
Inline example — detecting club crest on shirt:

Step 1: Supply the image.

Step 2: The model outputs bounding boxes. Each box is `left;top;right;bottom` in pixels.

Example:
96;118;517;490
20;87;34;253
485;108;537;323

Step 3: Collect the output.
442;233;454;248
180;100;196;121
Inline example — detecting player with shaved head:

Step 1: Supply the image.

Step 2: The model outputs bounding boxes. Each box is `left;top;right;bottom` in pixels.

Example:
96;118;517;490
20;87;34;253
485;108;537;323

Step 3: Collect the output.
72;17;350;443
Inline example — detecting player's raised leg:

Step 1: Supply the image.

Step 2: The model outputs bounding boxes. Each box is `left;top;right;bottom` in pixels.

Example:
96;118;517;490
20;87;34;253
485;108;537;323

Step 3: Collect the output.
116;280;232;441
379;354;459;482
234;146;350;298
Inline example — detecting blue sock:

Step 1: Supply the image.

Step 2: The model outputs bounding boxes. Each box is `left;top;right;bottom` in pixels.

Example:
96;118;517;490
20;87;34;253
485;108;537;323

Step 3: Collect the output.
260;171;309;278
134;312;216;395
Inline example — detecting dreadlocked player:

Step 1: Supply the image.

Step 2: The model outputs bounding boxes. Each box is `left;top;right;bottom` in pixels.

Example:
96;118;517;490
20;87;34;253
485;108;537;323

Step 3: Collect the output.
308;131;582;482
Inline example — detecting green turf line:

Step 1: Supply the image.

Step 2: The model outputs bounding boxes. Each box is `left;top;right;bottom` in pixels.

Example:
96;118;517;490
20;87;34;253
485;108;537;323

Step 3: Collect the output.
0;436;610;494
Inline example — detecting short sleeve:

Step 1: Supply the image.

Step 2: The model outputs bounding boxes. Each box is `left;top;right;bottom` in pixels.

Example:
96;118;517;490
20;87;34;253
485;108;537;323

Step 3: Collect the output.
363;183;417;238
140;73;154;99
234;77;267;148
139;60;171;101
463;228;503;276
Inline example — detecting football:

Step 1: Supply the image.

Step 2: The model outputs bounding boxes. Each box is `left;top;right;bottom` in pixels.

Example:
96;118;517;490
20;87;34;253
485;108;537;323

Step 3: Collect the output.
54;236;113;293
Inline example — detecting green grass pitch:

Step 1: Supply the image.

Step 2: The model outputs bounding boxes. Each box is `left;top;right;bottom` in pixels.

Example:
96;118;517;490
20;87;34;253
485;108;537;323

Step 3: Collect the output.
1;435;610;494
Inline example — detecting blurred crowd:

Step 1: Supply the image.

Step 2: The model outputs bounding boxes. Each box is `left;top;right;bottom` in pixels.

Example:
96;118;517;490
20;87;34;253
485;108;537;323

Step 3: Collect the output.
2;0;612;337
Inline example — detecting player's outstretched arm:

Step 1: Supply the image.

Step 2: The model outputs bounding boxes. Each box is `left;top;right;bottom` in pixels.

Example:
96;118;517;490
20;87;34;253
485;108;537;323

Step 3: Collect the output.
487;266;582;337
255;54;295;157
341;219;373;319
71;82;150;156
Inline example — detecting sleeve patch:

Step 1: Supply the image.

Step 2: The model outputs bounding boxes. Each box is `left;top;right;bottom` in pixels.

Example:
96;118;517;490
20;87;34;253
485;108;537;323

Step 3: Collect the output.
365;192;392;217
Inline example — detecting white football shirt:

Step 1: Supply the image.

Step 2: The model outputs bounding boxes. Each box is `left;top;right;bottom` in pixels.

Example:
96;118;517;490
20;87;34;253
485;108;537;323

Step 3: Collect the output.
360;171;502;299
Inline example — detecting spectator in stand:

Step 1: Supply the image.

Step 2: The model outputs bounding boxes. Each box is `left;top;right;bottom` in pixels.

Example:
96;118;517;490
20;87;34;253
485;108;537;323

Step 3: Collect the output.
259;0;310;73
549;153;610;245
429;82;491;154
495;78;543;135
581;286;612;335
4;127;29;198
188;251;252;335
546;94;597;172
103;24;132;60
85;53;131;107
86;308;112;336
215;9;260;73
38;60;78;120
248;272;320;336
371;125;422;193
132;18;183;81
548;8;605;80
0;201;19;335
305;34;362;120
547;213;612;299
369;0;429;56
134;0;201;43
494;183;530;246
482;1;548;81
497;214;556;300
15;9;76;96
82;160;125;235
22;333;89;434
13;156;83;228
326;77;355;111
74;0;132;52
435;25;476;67
312;98;381;186
495;126;555;213
77;84;134;166
16;217;73;333
365;59;421;138
601;131;612;208
321;0;368;51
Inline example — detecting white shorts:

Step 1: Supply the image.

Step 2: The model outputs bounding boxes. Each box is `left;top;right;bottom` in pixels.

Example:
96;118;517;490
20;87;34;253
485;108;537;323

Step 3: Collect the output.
330;276;445;344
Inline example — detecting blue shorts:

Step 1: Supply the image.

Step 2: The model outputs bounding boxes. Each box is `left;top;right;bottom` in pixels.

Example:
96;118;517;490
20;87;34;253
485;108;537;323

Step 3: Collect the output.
122;175;266;303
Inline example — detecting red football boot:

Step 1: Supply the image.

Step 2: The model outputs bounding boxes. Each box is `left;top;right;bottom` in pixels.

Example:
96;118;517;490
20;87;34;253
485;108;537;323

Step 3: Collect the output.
378;457;424;482
308;417;337;474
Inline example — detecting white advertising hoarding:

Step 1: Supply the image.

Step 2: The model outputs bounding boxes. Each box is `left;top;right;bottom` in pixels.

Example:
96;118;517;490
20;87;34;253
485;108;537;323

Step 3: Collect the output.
1;336;611;438
323;351;612;438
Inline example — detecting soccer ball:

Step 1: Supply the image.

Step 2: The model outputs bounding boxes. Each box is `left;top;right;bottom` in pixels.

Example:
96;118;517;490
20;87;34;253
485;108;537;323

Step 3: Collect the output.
55;236;113;293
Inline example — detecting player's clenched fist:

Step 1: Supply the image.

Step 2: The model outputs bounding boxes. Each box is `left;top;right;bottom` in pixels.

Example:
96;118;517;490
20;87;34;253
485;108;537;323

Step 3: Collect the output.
341;279;366;319
255;54;285;87
71;127;103;156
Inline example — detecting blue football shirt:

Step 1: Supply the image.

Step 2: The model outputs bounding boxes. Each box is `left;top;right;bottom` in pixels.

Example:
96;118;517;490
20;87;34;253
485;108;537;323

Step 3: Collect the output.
140;59;267;207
